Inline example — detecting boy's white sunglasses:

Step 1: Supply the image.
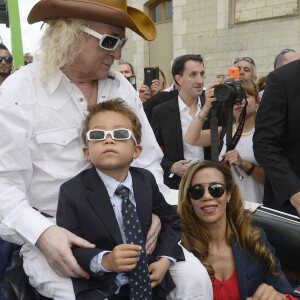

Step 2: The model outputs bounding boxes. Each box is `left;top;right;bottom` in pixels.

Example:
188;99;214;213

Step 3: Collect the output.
86;128;137;145
82;26;128;51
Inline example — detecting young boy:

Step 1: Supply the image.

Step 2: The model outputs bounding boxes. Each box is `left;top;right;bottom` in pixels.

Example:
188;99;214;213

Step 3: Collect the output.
56;98;184;300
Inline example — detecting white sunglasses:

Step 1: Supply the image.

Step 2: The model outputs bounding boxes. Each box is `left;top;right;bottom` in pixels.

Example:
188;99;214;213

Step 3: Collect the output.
86;128;137;145
82;26;128;51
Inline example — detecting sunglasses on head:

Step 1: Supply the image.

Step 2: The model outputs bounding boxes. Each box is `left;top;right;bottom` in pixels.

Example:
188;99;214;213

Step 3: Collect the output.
187;182;226;200
234;57;255;67
280;48;295;55
0;56;13;64
273;49;296;68
86;128;137;144
82;26;128;51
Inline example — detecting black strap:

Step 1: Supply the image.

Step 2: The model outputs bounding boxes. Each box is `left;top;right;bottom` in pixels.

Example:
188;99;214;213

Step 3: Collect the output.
210;106;219;161
226;103;247;151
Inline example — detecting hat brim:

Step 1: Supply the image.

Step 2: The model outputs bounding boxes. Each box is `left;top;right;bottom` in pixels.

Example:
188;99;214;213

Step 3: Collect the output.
27;0;156;41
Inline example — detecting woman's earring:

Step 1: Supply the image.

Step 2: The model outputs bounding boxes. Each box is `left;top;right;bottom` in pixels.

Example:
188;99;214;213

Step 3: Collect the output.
227;200;230;204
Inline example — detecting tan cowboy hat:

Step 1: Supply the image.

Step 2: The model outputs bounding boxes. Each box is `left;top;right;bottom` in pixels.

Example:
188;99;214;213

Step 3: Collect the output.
27;0;156;41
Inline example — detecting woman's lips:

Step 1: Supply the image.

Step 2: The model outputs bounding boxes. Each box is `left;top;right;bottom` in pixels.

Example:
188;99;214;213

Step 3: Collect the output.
201;204;217;213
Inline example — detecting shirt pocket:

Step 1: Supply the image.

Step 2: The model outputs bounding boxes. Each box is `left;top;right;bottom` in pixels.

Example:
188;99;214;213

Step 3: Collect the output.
35;126;86;178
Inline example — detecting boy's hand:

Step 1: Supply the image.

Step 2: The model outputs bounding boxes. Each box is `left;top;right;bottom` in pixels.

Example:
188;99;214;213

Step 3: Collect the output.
148;257;171;288
102;244;141;273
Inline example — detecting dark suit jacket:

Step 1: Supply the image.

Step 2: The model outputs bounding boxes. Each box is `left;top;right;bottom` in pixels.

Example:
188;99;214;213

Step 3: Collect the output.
254;59;300;215
232;230;295;299
56;166;184;299
143;90;179;122
151;94;223;189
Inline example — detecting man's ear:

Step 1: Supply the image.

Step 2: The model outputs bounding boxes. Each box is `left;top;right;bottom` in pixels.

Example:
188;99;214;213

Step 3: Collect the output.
133;144;143;159
83;146;90;161
174;74;182;86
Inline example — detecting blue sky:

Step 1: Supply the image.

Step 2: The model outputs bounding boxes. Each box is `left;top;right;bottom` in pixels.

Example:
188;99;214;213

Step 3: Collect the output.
0;0;44;53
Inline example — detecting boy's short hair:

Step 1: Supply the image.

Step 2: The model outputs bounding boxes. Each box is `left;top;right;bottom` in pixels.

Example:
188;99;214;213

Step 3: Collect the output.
82;98;142;146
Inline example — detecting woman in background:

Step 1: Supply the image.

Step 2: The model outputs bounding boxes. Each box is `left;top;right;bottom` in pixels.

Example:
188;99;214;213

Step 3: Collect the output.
139;68;168;102
185;79;264;204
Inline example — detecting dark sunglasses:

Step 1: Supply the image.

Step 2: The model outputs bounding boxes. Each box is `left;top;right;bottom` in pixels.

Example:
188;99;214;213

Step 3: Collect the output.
187;182;226;200
86;128;137;144
0;56;13;64
234;56;255;67
82;26;128;51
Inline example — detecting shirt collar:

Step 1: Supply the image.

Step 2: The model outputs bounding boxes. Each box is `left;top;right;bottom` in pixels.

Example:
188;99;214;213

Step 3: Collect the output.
95;168;133;198
46;69;117;95
178;95;202;112
47;69;66;95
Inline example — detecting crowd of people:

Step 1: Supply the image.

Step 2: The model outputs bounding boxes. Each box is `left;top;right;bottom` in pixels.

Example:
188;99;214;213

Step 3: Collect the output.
0;0;300;300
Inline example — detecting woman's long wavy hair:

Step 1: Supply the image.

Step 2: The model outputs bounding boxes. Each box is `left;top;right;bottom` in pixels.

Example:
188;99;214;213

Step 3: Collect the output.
178;160;277;277
39;19;88;81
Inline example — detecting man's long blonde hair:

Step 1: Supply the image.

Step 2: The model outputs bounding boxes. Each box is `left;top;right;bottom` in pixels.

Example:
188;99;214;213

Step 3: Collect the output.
39;19;88;81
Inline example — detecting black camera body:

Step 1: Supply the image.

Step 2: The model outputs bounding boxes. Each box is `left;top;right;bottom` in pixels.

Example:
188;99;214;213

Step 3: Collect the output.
214;80;245;105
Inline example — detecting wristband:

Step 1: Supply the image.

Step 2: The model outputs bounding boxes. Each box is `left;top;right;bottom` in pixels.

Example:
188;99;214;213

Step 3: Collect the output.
245;163;255;176
197;114;208;122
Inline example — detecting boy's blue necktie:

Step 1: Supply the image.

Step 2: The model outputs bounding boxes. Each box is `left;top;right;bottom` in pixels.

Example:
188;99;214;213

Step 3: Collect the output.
115;185;152;300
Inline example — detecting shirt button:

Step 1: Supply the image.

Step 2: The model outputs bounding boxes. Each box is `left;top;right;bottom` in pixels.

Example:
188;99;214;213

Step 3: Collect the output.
61;139;66;144
79;98;84;102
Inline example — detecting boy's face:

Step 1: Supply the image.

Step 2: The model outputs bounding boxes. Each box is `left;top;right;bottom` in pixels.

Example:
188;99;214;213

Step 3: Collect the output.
83;111;142;179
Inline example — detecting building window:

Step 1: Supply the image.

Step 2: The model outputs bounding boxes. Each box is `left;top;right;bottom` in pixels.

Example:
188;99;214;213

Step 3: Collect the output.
150;0;172;23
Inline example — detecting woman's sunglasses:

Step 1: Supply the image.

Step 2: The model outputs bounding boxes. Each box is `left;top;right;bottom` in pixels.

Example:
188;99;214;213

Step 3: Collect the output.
82;26;128;51
0;56;13;64
187;182;226;200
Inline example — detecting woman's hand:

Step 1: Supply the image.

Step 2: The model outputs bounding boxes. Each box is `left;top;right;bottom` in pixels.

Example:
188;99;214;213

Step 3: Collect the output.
221;149;242;167
246;283;286;300
139;84;152;102
150;79;163;96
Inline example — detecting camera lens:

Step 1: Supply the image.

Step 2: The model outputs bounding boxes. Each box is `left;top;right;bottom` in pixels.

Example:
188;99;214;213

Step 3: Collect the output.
214;84;234;102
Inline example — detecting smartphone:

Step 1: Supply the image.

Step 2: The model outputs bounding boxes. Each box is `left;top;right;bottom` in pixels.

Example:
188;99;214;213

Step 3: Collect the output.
228;67;239;80
126;75;137;90
144;67;159;88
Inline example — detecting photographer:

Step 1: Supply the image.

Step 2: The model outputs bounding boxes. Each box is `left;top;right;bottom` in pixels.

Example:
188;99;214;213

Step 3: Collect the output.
185;79;265;204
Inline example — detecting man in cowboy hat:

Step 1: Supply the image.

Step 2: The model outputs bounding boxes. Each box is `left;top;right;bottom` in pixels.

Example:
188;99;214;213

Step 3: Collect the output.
0;0;212;299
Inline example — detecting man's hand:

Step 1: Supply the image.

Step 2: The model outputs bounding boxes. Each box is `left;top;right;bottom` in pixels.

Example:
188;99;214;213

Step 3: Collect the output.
246;283;286;300
290;192;300;216
102;244;141;273
148;258;171;288
146;214;161;255
36;225;95;279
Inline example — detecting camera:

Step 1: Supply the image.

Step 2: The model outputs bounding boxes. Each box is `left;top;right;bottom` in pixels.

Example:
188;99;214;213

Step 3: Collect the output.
214;80;245;105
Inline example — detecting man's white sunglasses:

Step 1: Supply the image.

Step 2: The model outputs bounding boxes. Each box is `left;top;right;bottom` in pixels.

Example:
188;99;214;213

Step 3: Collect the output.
86;128;137;145
82;26;128;51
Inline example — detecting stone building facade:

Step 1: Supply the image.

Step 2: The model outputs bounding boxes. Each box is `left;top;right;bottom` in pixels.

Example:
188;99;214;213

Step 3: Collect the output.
119;0;300;86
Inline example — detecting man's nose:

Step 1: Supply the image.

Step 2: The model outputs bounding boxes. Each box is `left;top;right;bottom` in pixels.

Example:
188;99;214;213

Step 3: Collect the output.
110;46;122;60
